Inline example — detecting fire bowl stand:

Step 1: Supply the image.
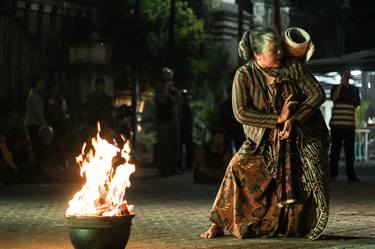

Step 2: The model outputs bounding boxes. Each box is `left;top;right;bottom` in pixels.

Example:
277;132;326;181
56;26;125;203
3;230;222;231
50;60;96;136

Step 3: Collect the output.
65;215;135;249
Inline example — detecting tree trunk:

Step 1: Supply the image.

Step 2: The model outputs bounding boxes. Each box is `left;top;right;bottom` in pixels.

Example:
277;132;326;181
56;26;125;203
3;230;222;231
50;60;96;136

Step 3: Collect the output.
168;0;176;68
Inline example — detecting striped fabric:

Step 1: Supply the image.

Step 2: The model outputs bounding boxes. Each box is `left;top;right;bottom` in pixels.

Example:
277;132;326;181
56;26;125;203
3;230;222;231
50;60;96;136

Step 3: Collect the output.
330;103;356;127
329;85;360;129
232;59;326;156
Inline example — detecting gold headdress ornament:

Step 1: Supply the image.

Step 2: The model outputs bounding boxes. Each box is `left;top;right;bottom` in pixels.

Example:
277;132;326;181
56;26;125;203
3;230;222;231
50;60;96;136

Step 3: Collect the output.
283;27;315;62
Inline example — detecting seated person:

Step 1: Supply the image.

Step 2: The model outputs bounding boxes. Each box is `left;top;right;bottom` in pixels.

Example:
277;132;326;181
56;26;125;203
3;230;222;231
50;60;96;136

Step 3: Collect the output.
0;132;19;185
37;126;80;182
6;128;35;182
35;126;64;181
194;127;232;183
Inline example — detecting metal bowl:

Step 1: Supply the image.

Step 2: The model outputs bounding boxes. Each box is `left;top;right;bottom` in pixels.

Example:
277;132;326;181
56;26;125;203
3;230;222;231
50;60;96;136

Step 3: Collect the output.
65;214;135;249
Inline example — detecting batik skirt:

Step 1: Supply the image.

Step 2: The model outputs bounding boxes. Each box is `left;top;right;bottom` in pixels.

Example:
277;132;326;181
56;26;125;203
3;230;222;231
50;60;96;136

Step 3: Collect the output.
208;126;329;240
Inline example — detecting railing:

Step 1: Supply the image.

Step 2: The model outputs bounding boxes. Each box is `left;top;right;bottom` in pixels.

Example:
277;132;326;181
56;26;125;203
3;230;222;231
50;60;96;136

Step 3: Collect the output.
355;128;375;162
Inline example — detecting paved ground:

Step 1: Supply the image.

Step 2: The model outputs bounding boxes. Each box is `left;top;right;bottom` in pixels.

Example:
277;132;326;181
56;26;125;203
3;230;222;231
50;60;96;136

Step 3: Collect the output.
0;162;375;249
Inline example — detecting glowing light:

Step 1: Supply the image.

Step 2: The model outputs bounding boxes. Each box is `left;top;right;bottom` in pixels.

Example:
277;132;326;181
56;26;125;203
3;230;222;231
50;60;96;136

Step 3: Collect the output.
351;70;362;76
66;123;135;217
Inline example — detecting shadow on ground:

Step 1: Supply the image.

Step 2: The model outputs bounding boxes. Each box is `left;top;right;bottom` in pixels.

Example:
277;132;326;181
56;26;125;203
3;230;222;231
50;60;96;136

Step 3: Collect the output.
320;235;374;241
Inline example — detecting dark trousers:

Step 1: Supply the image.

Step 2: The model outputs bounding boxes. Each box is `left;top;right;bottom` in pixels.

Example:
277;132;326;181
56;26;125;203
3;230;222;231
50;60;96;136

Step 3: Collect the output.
178;134;194;170
26;125;39;150
329;128;356;179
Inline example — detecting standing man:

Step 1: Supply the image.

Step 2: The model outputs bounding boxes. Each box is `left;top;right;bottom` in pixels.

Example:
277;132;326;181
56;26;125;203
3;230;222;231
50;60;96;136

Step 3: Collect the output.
24;75;47;181
154;67;181;175
329;69;361;182
86;77;115;132
178;89;194;171
24;75;47;153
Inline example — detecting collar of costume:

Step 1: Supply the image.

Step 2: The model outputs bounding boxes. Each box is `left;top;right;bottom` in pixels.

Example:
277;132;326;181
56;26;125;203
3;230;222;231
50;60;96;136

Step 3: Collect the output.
254;61;290;84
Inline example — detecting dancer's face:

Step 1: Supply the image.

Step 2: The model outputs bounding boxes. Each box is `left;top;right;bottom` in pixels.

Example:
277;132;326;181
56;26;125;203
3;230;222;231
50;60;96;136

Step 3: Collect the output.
254;39;283;69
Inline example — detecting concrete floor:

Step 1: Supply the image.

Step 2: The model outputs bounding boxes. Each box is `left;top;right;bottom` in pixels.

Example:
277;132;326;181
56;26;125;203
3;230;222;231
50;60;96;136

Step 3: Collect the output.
0;162;375;249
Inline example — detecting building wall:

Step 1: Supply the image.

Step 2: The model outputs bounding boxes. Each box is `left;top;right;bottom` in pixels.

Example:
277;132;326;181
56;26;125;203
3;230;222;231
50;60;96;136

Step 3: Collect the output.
0;6;42;108
251;0;293;33
209;2;252;68
0;0;98;109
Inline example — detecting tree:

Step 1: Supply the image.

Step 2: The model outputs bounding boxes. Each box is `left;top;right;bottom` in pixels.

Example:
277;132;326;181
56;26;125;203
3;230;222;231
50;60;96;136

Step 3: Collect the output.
97;0;205;88
186;0;214;21
191;44;233;130
142;0;205;86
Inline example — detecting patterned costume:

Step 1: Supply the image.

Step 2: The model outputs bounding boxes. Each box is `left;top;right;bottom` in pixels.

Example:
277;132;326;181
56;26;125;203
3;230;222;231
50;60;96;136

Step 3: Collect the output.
208;59;329;240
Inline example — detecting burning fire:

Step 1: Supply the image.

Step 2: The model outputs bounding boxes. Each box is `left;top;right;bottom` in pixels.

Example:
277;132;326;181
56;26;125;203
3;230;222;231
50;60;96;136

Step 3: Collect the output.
66;124;135;217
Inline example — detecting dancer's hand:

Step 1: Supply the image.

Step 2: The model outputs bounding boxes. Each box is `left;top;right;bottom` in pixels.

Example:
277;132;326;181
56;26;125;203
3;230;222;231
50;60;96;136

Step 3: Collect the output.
279;118;295;140
277;95;298;124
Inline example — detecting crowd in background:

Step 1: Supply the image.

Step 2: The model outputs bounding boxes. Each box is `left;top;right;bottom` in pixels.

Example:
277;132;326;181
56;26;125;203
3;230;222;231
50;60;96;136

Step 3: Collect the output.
0;68;240;186
0;69;234;185
1;65;362;187
154;67;242;182
0;75;131;186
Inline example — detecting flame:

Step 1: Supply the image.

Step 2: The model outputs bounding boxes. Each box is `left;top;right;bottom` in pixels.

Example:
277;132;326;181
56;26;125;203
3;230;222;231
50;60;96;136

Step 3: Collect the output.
66;124;135;216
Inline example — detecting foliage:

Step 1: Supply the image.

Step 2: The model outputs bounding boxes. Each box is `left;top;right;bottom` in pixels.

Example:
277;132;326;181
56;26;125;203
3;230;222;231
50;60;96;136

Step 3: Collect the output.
185;0;214;25
143;0;205;85
139;98;156;134
356;100;370;128
97;0;205;87
97;0;234;144
191;43;233;130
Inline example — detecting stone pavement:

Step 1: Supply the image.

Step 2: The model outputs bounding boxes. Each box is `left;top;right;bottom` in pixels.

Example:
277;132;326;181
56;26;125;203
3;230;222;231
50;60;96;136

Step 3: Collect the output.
0;162;375;249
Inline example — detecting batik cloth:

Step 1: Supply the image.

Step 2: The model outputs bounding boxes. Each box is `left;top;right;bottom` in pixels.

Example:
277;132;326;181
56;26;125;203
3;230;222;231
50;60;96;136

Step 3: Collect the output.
209;60;329;240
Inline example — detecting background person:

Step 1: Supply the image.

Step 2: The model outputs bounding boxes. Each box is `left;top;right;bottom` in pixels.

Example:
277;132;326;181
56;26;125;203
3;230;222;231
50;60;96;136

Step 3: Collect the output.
24;75;47;156
154;67;181;175
6;128;34;182
193;127;231;183
0;132;19;185
45;83;69;143
86;77;115;133
329;69;361;182
178;89;194;171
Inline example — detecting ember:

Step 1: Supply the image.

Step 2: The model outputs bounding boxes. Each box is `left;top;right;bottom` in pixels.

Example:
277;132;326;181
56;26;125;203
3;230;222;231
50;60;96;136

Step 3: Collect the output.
66;123;135;217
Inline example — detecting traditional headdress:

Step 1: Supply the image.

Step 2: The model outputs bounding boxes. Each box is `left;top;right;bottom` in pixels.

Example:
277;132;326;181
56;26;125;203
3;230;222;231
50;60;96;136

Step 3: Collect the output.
238;30;252;61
